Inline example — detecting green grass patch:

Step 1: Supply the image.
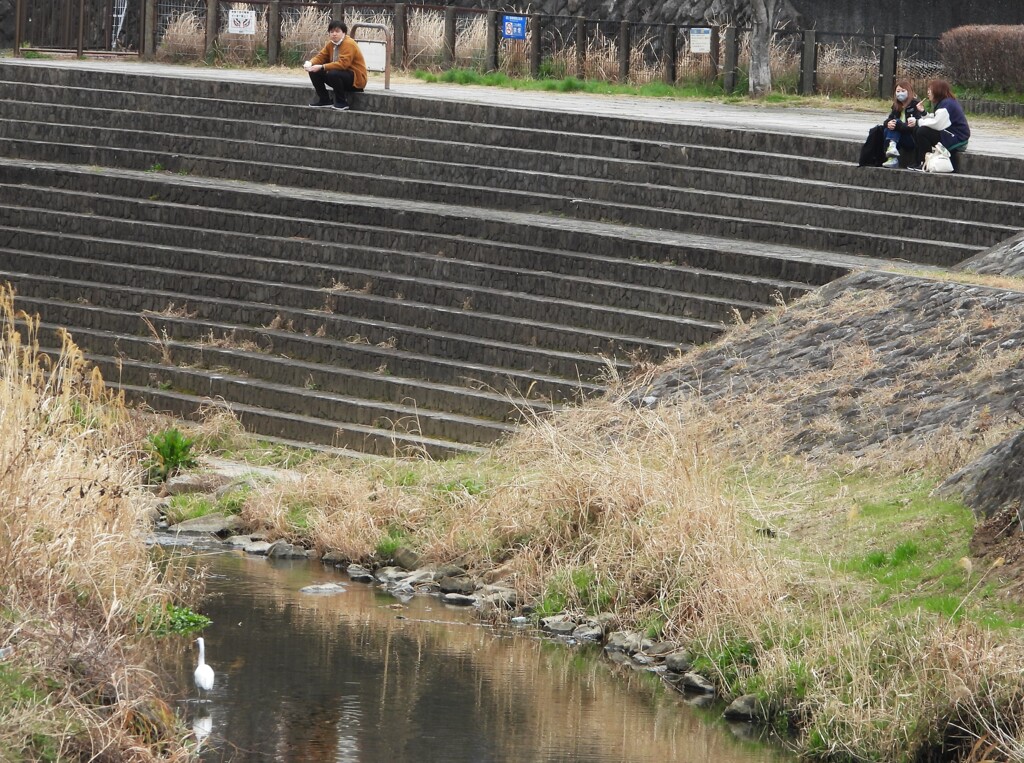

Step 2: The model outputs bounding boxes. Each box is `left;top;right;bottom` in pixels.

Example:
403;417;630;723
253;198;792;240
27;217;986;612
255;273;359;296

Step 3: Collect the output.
286;502;312;531
437;475;487;496
164;493;213;524
411;68;724;100
534;566;616;618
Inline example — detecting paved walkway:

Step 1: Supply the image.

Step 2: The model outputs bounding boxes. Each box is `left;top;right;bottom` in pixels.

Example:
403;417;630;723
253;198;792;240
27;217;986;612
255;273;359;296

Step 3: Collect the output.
6;57;1024;158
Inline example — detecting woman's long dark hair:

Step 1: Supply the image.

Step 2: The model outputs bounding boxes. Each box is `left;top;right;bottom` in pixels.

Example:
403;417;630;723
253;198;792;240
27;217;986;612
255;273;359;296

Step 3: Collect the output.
928;79;956;104
891;79;916;111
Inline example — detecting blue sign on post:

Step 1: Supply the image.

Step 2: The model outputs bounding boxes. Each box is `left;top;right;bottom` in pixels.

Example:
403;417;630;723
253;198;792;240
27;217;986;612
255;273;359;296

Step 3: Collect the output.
502;15;527;40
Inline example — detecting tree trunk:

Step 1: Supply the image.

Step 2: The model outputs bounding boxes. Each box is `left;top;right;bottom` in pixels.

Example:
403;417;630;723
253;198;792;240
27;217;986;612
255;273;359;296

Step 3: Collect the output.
748;0;777;97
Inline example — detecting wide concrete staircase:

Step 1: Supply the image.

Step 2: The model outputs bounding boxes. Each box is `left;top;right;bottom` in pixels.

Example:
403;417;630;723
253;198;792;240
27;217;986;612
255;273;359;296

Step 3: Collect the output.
0;61;1022;457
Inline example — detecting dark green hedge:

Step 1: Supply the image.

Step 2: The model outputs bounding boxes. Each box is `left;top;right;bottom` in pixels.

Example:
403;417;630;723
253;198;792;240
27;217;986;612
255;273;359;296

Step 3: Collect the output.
941;24;1024;91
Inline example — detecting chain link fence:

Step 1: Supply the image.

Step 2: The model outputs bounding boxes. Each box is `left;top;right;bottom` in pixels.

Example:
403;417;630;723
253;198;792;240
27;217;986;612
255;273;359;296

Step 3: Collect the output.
895;35;945;82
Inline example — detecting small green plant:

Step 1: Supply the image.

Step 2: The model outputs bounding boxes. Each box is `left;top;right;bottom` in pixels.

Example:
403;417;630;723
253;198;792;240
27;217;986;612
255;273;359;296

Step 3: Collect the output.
145;427;199;483
146;163;165;173
640;613;666;640
139;603;211;636
438;475;486;496
375;526;408;559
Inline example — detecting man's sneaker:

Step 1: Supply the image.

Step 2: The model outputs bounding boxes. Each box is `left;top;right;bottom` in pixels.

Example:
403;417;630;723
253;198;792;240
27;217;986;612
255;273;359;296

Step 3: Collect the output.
309;98;333;107
885;140;899;158
882;156;900;168
333;100;350;111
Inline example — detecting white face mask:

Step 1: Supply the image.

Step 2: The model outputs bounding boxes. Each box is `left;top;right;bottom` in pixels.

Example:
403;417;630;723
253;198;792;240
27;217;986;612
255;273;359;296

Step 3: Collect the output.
896;92;908;102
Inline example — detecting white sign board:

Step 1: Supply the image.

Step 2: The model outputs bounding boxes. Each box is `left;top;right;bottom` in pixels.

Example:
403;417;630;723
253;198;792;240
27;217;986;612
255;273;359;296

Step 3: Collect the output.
228;10;257;35
356;40;387;72
690;27;712;54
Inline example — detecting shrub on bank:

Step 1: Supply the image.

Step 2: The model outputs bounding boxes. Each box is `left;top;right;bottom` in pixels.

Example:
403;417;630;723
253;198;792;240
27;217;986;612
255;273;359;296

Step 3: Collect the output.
941;25;1024;92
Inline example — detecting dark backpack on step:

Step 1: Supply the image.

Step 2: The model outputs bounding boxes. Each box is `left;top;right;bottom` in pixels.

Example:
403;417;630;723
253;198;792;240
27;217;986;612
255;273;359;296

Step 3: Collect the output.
858;124;885;167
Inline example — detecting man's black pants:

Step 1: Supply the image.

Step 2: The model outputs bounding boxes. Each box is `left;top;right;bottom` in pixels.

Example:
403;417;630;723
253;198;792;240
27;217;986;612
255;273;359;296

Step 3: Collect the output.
309;69;356;104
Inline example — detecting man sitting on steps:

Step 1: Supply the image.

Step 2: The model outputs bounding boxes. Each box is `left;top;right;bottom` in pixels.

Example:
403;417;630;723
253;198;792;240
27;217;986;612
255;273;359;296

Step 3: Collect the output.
303;19;367;111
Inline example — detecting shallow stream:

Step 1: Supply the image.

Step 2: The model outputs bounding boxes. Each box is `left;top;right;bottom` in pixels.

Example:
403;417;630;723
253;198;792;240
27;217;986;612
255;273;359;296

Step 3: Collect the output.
167;543;795;763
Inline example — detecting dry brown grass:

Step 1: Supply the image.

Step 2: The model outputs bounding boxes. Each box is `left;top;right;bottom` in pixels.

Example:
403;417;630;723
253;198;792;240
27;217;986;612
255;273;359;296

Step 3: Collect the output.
156;11;205;62
280;5;329;65
0;285;197;759
406;9;445;70
455;14;488;70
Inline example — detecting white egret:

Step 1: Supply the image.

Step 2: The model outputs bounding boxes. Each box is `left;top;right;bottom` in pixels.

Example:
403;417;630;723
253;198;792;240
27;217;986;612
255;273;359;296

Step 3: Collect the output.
194;637;215;701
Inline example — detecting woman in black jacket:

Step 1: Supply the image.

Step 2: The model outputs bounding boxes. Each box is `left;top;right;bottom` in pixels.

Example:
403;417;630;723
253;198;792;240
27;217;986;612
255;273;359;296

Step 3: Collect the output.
881;79;925;168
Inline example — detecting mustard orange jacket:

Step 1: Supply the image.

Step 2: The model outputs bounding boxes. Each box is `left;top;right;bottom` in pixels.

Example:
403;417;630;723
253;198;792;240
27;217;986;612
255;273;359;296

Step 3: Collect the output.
311;35;368;89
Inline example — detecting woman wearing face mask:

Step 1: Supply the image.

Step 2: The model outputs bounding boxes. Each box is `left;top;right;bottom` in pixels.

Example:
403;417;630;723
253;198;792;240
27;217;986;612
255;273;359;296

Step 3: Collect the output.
881;80;924;168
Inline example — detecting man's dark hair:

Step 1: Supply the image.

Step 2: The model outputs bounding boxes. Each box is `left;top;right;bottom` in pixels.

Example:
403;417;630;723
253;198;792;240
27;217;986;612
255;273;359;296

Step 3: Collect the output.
328;19;347;33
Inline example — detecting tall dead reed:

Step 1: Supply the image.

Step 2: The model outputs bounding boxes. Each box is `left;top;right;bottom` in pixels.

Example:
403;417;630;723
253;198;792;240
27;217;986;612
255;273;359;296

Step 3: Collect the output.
280;6;330;66
0;285;195;760
157;11;205;62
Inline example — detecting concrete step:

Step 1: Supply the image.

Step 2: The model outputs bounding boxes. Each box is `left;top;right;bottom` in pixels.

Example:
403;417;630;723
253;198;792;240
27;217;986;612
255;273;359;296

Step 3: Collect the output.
0;183;849;288
111;380;485;458
0;149;985;265
2;248;711;349
4;117;1017;246
1;95;1018;221
4;63;1022;183
18;295;607;401
42;335;513;446
35;322;557;424
1;215;812;306
2;225;769;326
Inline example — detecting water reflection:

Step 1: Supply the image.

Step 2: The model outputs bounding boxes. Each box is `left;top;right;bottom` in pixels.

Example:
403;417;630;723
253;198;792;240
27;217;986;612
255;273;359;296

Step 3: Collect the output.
169;547;793;763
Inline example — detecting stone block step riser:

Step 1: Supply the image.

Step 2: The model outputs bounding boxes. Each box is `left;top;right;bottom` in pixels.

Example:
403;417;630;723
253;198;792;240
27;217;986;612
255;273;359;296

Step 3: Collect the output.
0;163;855;283
0;68;946;165
6;228;768;325
35;322;546;423
5;64;1023;181
0;268;682;362
3;106;1018;214
113;383;479;458
7;94;1018;207
17;295;610;396
5;216;809;306
0;158;981;265
1;192;844;287
48;337;513;444
3;135;1009;252
6;249;716;346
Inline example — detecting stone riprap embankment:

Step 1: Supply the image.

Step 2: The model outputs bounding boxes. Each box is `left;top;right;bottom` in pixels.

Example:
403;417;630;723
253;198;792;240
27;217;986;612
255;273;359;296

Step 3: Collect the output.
634;268;1024;462
958;232;1024;279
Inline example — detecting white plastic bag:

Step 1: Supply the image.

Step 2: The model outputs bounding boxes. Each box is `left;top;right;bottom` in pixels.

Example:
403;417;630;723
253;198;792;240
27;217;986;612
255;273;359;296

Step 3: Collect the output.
924;143;954;173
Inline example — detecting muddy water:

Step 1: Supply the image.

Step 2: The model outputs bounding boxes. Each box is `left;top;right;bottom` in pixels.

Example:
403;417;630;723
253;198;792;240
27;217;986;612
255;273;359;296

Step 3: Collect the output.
169;545;795;763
